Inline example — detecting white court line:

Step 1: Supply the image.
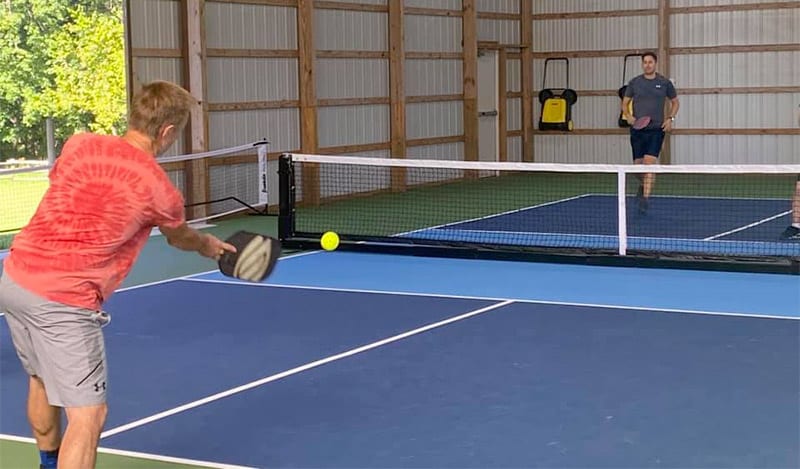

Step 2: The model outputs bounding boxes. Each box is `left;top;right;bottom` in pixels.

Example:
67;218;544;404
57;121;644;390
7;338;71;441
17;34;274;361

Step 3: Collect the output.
182;277;800;321
99;300;514;439
0;434;255;469
396;194;592;236
705;210;793;241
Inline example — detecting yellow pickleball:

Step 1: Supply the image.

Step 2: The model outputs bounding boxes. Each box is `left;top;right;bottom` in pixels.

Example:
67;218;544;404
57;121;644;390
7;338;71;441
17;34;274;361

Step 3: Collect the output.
321;231;339;251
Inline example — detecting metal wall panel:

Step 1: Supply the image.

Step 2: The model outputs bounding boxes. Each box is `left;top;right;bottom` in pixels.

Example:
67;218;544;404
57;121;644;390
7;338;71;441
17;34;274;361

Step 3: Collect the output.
331;0;386;4
207;58;298;103
534;135;632;164
507;58;521;92
534;57;641;91
533;16;658;52
405;15;463;52
206;3;296;49
672;136;799;164
676;93;800;130
131;58;185;156
507;97;522;130
506;136;522;162
671;51;800;88
534;0;658;14
671;10;800;47
477;0;518;14
406;142;466;185
315;10;387;51
405;0;461;9
208;109;300;152
317;105;390;147
406;102;464;139
316;59;389;99
129;0;181;49
405;59;463;96
478;19;520;44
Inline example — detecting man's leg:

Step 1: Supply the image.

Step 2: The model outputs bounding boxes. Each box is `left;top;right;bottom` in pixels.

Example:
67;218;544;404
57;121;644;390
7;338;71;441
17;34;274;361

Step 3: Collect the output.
27;377;62;467
59;404;108;469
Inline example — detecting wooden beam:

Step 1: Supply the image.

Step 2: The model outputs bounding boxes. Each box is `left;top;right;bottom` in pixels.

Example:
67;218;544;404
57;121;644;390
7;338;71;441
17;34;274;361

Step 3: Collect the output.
208;100;300;111
183;0;209;219
532;86;800;97
405;7;462;17
520;0;534;162
206;48;298;58
498;48;508;162
406;94;464;103
478;11;520;20
531;128;800;136
318;142;392;154
298;0;319;205
389;0;406;191
211;0;296;5
314;1;387;12
671;2;800;14
671;44;800;55
316;50;388;58
462;0;478;167
405;52;464;59
533;9;657;20
317;97;390;107
407;135;465;147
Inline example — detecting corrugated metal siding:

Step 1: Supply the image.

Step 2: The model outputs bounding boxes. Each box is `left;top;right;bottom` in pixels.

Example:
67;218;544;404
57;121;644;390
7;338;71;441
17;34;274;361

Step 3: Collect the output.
506;136;522;162
405;0;461;9
534;136;632;164
671;136;799;164
208;109;300;151
317;105;390;147
405;59;463;96
316;59;389;99
131;58;185;156
534;0;658;14
676;93;800;130
477;19;520;44
671;51;800;88
129;0;180;48
534;57;638;91
406;142;466;185
314;10;387;51
533;16;658;52
507;58;521;92
319;161;390;198
406;102;464;139
206;3;297;49
165;169;185;194
507;97;522;130
405;15;463;52
671;10;800;47
477;0;518;14
330;0;386;4
207;58;298;103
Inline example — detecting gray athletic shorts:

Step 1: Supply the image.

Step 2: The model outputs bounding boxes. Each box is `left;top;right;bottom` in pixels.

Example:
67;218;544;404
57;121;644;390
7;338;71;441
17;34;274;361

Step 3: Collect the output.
0;272;110;407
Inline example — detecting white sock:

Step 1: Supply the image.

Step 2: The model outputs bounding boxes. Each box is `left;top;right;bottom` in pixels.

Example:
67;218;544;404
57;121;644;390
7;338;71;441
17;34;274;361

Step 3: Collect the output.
793;223;800;229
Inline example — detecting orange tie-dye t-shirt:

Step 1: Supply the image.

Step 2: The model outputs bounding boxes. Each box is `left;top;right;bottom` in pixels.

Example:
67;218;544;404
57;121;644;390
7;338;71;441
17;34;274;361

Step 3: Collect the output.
4;133;186;311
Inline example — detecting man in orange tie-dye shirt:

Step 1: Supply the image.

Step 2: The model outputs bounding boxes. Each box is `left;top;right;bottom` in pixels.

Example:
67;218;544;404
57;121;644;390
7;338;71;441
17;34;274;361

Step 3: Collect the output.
0;81;235;469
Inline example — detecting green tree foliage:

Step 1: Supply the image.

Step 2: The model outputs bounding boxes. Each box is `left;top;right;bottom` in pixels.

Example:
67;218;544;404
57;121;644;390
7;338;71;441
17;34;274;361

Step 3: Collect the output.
0;0;125;160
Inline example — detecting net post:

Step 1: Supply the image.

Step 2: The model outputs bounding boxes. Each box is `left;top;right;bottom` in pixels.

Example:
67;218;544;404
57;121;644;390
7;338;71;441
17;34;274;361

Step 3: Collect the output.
278;154;295;241
257;141;269;207
617;169;628;256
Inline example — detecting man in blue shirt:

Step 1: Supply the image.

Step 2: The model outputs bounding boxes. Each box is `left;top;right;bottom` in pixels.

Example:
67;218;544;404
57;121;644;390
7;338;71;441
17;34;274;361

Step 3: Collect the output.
621;52;679;213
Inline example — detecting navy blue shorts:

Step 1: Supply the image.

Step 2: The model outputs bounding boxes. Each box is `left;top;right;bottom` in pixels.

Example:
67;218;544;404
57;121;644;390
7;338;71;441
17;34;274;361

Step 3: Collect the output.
630;129;665;160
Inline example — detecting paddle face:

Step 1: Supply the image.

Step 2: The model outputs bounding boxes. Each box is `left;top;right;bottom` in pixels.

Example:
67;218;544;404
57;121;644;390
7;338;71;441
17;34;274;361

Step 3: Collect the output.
632;116;651;130
218;231;281;282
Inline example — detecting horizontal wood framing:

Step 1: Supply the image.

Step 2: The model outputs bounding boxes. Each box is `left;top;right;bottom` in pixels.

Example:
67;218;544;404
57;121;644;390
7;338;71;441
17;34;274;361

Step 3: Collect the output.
532;129;800;136
407;94;464;103
207;49;298;58
208;100;299;111
210;0;295;6
318;97;390;107
405;8;462;17
314;1;386;12
531;87;800;97
477;12;519;20
533;9;657;20
318;142;391;155
531;2;799;20
533;44;800;59
407;135;465;147
670;2;800;14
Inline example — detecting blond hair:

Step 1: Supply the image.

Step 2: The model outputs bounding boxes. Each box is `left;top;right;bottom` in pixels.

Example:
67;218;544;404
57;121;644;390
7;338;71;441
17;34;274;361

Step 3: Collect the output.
128;81;196;140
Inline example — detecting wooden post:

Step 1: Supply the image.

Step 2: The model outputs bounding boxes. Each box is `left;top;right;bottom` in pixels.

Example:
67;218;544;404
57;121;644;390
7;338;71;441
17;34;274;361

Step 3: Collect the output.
298;0;319;205
520;0;534;162
498;48;508;162
463;0;478;178
183;0;209;219
659;0;672;164
389;0;406;191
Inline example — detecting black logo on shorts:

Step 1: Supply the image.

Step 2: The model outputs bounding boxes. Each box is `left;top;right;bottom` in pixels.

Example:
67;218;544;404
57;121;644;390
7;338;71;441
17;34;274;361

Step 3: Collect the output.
94;381;106;392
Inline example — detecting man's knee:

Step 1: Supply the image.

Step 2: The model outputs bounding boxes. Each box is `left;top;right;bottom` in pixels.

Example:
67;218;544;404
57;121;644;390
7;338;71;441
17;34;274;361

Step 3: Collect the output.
65;404;108;434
